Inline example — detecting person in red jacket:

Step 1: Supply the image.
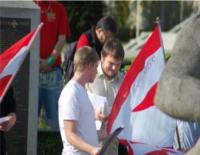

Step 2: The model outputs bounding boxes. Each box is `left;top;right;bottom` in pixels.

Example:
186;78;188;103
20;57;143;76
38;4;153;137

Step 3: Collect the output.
76;16;117;57
34;0;71;129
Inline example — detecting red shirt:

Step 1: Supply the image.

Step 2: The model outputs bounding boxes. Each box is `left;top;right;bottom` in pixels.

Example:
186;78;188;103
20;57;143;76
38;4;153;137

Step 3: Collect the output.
76;30;102;56
76;33;90;50
35;1;71;66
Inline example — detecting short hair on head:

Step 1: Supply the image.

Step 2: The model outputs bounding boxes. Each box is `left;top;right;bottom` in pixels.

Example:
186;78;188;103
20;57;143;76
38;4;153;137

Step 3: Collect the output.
96;16;117;34
101;38;124;60
74;46;99;72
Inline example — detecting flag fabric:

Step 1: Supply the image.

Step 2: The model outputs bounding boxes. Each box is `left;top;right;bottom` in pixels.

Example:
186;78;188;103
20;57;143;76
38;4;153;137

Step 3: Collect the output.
0;23;43;103
121;140;184;155
107;25;177;150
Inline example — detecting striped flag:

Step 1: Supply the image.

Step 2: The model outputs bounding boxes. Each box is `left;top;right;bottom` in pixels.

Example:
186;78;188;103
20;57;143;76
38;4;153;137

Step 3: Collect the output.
107;25;177;150
121;140;184;155
0;23;43;103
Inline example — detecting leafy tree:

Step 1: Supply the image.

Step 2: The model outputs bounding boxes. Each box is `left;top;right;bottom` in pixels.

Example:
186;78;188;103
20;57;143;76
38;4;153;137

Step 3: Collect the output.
60;1;105;42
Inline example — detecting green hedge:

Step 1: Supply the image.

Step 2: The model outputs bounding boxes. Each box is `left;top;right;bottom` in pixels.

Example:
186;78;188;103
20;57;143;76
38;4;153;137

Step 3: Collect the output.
37;131;62;155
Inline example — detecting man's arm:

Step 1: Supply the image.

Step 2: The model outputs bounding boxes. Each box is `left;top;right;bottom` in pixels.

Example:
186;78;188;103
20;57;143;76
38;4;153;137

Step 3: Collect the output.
51;35;66;59
40;35;66;72
64;120;101;155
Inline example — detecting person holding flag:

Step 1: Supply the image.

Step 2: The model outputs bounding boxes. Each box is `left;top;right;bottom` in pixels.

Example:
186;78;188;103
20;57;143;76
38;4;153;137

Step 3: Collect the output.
86;38;125;155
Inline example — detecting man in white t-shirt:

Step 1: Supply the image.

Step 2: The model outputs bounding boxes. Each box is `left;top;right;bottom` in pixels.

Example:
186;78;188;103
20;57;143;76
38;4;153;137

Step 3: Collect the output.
59;46;101;155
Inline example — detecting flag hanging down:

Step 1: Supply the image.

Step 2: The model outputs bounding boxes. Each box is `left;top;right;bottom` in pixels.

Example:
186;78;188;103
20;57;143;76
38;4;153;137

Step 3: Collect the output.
0;23;43;103
107;25;177;148
121;140;184;155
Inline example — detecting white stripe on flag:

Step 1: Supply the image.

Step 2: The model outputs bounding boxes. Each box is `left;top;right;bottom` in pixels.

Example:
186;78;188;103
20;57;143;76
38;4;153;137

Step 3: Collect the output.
0;47;28;79
129;47;165;109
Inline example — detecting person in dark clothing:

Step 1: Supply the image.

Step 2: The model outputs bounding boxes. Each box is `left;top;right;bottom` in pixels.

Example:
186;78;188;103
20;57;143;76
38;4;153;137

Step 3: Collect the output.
63;16;117;84
76;16;117;57
0;87;16;155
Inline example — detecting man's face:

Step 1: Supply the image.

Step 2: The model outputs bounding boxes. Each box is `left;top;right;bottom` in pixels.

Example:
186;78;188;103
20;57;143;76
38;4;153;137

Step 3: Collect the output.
88;61;99;83
96;29;114;44
101;55;122;79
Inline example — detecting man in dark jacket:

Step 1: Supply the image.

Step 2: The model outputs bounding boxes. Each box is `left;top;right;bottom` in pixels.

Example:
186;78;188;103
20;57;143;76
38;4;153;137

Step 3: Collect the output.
76;16;117;57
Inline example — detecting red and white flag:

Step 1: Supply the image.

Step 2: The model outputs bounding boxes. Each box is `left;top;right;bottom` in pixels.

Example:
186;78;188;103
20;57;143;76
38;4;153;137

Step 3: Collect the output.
0;23;43;103
107;25;177;149
121;140;184;155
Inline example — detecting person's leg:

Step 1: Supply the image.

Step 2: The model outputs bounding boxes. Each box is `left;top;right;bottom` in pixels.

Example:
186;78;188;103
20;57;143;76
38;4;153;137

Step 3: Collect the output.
38;87;44;116
38;73;47;128
1;133;6;155
43;67;63;129
118;143;129;155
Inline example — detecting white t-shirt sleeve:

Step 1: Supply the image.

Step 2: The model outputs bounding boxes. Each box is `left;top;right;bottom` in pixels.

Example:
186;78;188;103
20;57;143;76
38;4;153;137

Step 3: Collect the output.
60;87;80;121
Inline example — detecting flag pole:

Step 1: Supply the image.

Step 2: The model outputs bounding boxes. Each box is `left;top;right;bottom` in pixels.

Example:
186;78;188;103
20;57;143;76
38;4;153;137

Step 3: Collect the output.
27;22;43;49
99;126;124;155
176;125;182;150
154;17;166;64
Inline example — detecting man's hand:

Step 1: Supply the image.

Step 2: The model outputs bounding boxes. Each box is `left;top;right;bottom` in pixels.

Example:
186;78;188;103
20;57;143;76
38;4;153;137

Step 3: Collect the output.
0;113;16;132
40;59;52;73
90;146;101;155
95;108;106;122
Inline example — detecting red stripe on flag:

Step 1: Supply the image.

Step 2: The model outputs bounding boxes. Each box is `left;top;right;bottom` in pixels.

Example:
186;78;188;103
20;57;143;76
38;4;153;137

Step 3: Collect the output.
121;141;181;155
146;150;169;155
132;83;158;112
0;75;12;97
107;25;161;133
0;30;35;74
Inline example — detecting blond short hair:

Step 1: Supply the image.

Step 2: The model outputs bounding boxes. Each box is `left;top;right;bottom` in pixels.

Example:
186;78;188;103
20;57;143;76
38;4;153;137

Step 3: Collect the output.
74;46;99;72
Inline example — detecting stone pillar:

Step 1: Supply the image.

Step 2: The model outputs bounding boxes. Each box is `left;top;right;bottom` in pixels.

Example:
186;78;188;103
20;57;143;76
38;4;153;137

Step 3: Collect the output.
0;2;40;155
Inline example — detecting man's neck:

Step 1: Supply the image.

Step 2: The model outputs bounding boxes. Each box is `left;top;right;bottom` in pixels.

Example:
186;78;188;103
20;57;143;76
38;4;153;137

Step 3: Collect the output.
100;64;117;80
72;72;87;87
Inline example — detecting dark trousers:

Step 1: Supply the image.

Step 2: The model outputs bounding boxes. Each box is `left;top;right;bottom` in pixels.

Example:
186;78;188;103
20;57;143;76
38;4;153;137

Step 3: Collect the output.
118;143;129;155
1;132;6;155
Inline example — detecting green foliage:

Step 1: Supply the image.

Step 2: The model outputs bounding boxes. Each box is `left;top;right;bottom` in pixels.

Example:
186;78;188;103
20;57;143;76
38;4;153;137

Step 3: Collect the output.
105;1;132;42
121;57;135;72
140;1;194;31
114;1;130;27
165;52;171;61
38;117;51;130
60;1;105;42
117;27;131;42
37;131;62;155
